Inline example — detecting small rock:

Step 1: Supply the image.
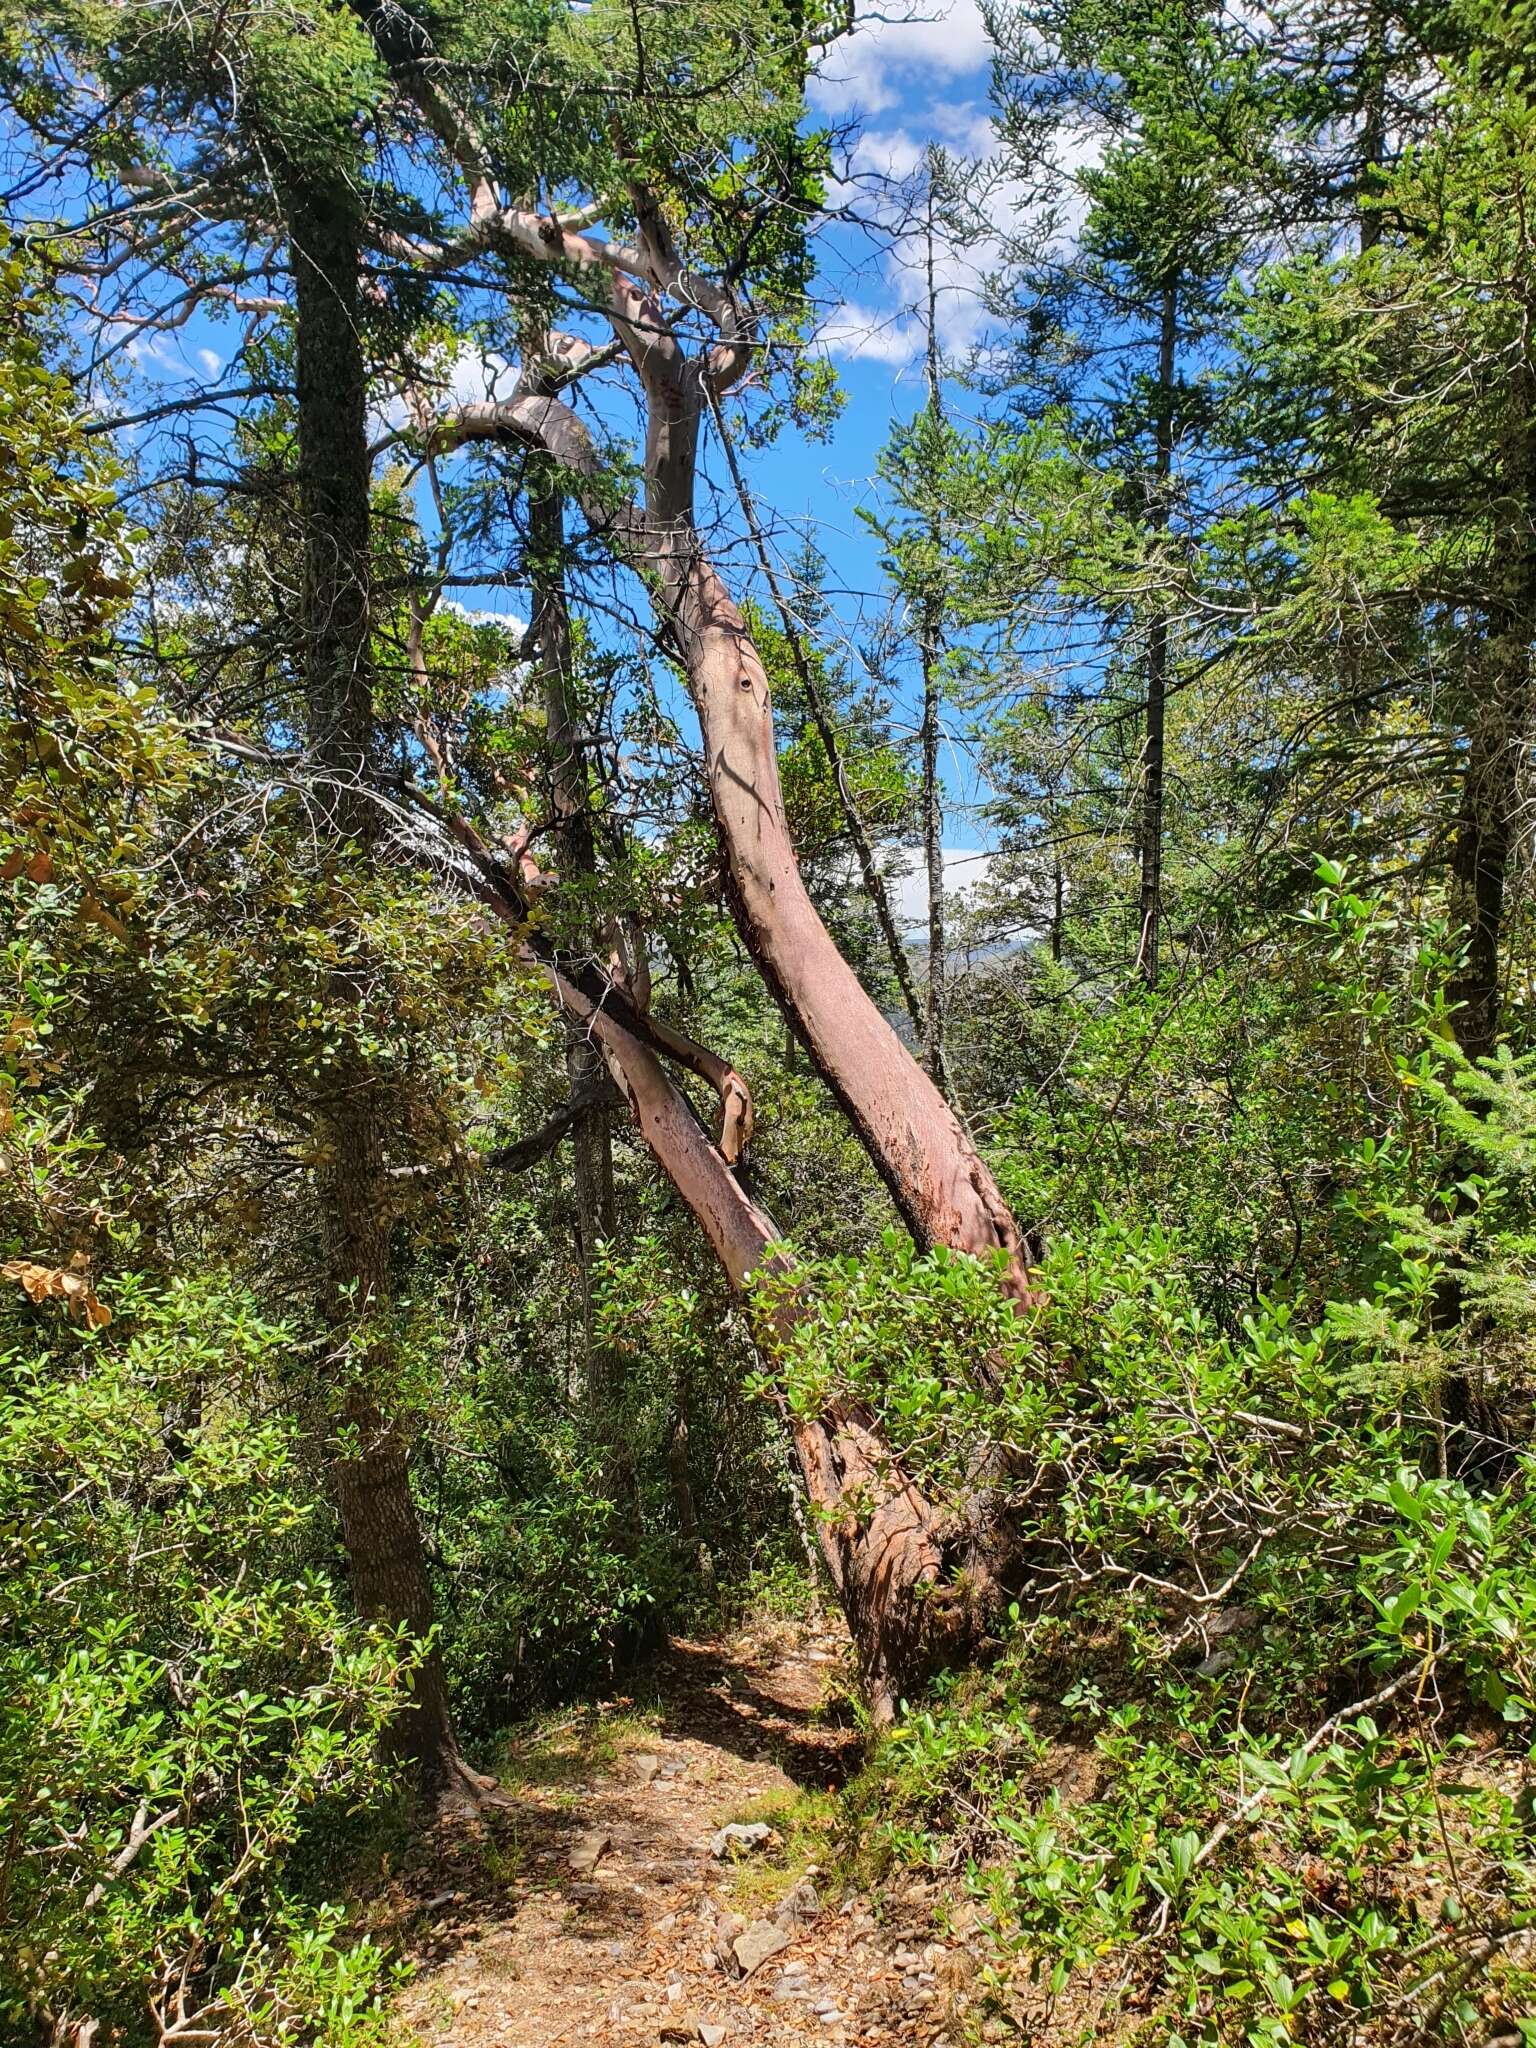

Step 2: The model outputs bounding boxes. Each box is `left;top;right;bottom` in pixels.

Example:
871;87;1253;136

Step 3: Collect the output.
632;1753;661;1785
710;1821;774;1859
655;1911;677;1933
568;1828;612;1876
733;1918;791;1977
938;1948;977;1991
698;2027;726;2048
773;1878;820;1929
713;1911;745;1973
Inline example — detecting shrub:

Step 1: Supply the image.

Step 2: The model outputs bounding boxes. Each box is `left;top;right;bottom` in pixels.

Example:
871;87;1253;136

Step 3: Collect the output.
0;1274;409;2046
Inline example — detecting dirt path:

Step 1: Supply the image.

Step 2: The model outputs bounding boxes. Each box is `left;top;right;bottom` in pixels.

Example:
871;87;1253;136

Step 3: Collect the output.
381;1625;979;2048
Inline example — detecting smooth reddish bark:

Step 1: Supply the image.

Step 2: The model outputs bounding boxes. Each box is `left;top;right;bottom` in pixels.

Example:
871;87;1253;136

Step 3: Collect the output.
438;388;1040;1307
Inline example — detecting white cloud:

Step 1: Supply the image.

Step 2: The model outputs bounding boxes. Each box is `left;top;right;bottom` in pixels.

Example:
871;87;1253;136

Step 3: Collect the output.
441;599;526;638
819;300;924;365
447;345;516;408
367;344;518;444
889;845;997;932
196;347;222;379
810;1;994;120
125;335;181;373
818;115;1107;368
839;123;927;186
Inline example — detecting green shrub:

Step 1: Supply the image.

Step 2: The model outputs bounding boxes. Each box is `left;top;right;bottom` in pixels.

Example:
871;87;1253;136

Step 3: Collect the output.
0;1274;408;2046
795;1210;1536;2043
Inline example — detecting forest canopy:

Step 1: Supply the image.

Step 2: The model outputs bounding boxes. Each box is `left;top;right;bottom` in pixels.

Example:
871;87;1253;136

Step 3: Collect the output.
3;0;1536;2041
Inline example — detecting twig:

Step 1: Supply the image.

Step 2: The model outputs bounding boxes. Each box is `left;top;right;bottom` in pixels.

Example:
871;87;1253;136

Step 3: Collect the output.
1193;1668;1413;1870
82;1804;179;1911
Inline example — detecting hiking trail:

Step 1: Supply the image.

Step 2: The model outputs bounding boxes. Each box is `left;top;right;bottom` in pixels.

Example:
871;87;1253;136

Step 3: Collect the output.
376;1623;984;2047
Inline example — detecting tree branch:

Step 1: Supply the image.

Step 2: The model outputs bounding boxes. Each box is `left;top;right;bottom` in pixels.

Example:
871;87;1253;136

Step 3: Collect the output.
486;1075;626;1170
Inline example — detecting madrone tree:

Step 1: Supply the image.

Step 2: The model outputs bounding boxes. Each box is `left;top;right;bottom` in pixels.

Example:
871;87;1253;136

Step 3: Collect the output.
8;0;1044;1717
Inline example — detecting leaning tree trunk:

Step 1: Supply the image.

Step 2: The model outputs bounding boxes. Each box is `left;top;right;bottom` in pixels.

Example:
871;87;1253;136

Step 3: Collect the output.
547;952;983;1718
289;189;473;1802
665;536;1039;1296
417;181;1047;1706
441;385;1042;1303
439;822;996;1719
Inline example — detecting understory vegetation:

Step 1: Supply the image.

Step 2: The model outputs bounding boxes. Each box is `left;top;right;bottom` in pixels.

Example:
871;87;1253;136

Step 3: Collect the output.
4;0;1536;2041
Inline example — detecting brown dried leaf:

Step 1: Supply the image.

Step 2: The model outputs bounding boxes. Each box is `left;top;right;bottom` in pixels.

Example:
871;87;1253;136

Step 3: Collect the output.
2;1257;111;1328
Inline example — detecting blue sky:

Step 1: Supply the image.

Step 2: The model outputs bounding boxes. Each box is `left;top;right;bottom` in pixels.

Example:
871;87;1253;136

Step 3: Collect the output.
92;2;1014;871
741;2;1005;856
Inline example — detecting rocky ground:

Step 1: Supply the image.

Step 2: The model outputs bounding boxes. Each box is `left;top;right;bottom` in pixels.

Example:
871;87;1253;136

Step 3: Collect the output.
378;1627;984;2048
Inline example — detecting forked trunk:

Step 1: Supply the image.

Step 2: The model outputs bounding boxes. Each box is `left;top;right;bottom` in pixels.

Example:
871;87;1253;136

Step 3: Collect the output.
438;389;1041;1301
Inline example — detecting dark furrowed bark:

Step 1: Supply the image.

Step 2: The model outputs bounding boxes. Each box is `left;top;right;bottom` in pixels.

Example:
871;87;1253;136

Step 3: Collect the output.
289;189;474;1803
1447;397;1536;1066
1137;276;1178;991
529;477;619;1332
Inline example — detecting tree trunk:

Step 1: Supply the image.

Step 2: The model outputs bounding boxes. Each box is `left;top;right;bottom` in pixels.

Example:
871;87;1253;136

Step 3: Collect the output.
1434;386;1536;1457
543;956;989;1719
1358;0;1388;256
706;388;927;1045
1447;386;1536;1065
1137;278;1178;989
920;172;954;1095
919;608;949;1082
289;189;471;1802
445;807;995;1717
529;477;617;1344
667;539;1038;1294
441;389;1043;1302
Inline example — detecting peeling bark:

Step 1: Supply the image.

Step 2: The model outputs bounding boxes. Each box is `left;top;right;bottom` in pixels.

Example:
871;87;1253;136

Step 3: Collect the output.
352;94;1047;1691
705;386;927;1045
